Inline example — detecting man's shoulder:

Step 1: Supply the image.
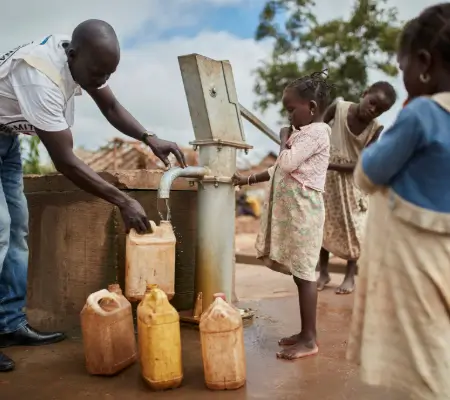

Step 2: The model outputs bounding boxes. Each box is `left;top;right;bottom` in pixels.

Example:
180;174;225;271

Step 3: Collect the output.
37;34;71;45
15;34;74;93
31;34;71;57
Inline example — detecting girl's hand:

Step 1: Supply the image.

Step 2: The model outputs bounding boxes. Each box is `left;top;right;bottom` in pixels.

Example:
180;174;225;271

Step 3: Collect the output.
232;173;247;187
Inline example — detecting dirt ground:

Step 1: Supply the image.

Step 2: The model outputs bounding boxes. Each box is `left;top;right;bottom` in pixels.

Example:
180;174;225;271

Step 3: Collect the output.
0;217;395;399
1;259;407;400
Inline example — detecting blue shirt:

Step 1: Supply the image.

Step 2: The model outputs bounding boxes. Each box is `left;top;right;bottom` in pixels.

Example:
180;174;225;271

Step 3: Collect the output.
361;97;450;213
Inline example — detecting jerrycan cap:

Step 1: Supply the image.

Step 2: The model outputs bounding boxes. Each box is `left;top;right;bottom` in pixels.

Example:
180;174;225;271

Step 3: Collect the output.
213;293;226;301
146;284;158;293
108;284;122;295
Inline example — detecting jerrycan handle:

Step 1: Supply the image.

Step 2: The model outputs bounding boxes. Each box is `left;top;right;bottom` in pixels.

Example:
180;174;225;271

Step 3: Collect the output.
87;290;121;316
128;220;158;238
149;220;158;233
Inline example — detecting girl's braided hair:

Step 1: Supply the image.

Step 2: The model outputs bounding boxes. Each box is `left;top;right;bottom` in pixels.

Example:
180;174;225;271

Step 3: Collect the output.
399;3;450;64
286;70;335;112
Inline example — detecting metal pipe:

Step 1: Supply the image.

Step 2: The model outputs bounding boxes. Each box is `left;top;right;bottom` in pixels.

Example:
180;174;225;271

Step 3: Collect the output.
157;166;209;199
195;180;235;308
157;163;235;310
239;104;281;145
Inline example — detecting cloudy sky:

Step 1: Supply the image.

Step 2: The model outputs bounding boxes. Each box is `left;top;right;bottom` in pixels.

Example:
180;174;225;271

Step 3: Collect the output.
1;0;438;159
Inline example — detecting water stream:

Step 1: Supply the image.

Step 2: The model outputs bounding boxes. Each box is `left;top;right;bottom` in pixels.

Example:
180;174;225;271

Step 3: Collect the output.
165;199;171;222
157;198;172;222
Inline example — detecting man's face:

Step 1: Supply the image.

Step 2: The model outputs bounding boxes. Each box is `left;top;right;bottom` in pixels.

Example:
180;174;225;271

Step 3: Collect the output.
67;46;119;91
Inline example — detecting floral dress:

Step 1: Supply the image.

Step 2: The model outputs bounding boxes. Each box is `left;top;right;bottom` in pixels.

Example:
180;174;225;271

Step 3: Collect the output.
255;122;331;281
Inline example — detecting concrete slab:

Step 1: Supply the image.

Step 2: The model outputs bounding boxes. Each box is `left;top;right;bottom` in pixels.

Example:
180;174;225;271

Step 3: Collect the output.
1;286;404;400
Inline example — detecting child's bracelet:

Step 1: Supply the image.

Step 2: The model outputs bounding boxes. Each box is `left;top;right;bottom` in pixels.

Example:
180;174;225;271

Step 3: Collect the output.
248;174;255;186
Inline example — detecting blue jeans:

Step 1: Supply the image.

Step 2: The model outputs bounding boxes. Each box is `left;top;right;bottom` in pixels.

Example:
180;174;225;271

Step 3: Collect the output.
0;135;28;334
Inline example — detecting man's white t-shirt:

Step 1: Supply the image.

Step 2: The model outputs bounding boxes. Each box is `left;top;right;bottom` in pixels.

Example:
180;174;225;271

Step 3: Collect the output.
0;35;83;135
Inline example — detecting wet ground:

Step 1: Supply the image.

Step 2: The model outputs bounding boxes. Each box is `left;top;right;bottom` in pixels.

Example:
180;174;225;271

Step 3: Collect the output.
1;270;404;400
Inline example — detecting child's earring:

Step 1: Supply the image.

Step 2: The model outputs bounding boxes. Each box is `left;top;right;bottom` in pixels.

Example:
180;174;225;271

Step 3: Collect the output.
420;73;430;83
310;110;314;116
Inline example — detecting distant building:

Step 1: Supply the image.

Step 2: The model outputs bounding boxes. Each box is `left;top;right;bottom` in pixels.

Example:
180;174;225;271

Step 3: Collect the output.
74;138;198;171
75;138;276;181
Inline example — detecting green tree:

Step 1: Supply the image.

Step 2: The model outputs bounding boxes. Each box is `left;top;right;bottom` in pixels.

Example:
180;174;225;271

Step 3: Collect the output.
20;136;55;175
254;0;402;114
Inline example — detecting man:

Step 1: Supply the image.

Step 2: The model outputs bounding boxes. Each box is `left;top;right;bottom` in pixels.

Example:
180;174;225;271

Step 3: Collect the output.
0;19;186;372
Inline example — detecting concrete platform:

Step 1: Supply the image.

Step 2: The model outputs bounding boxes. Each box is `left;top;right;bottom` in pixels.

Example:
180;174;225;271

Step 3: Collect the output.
0;270;404;400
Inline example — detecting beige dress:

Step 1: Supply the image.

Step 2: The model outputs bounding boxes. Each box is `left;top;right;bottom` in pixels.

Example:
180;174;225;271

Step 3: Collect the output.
347;93;450;400
322;101;380;260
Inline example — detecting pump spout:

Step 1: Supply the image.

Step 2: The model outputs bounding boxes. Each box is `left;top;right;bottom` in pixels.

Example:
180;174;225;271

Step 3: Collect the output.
158;166;209;200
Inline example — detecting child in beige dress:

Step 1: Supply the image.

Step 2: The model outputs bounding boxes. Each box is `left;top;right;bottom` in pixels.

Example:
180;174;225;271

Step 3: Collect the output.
317;81;396;294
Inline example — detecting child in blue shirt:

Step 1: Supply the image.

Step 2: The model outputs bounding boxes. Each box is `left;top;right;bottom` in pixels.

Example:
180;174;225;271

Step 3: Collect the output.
347;4;450;399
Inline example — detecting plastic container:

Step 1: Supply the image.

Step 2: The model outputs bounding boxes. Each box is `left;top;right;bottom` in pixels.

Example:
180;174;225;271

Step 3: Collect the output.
125;220;176;302
199;293;246;390
138;284;183;390
80;284;137;375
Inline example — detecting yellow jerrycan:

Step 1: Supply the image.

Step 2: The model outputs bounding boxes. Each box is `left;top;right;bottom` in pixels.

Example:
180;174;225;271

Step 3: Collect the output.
199;293;246;390
137;284;183;390
125;220;176;302
80;284;137;375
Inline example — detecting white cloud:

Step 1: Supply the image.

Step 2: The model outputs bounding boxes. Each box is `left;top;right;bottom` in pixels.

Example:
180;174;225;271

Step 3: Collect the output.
2;0;443;164
0;0;247;52
73;31;275;154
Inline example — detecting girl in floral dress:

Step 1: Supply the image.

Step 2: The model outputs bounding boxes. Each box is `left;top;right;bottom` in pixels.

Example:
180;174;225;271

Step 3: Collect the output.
233;71;333;360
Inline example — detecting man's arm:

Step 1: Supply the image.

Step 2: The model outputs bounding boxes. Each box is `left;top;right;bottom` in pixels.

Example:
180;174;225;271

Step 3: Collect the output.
88;85;146;141
10;63;150;233
36;128;150;233
89;86;186;167
36;128;128;206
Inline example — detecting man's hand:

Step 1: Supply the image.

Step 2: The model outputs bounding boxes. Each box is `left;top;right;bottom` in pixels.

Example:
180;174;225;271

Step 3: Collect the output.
36;128;152;235
119;197;151;234
145;136;187;169
89;86;187;169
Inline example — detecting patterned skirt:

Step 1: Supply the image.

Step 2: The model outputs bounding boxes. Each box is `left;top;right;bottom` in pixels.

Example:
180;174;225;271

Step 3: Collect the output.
255;166;325;281
322;154;369;260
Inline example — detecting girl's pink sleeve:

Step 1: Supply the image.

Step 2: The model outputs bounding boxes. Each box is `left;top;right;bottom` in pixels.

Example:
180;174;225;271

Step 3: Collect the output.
277;125;326;173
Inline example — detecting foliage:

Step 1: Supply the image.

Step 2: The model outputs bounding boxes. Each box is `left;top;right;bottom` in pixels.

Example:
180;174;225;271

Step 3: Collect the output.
20;135;55;175
254;0;403;114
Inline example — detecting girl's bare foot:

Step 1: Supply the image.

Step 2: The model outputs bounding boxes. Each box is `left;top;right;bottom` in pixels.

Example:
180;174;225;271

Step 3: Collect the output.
317;273;331;291
278;333;301;346
336;261;357;294
335;275;355;294
276;337;318;360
